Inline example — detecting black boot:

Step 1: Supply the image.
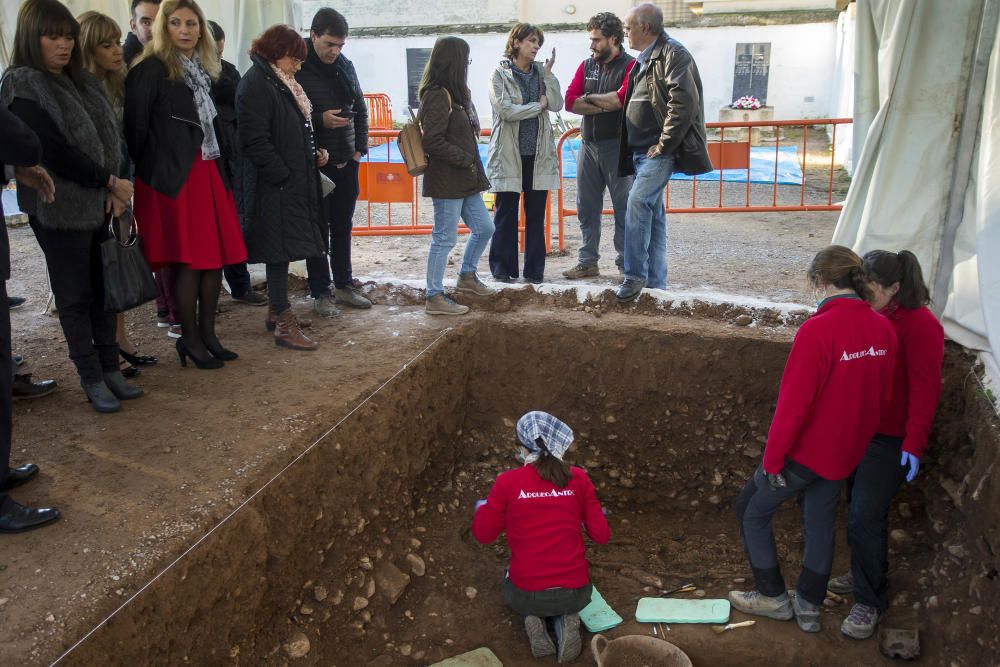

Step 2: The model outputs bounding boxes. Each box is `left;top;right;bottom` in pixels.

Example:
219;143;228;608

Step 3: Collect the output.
103;371;144;400
81;380;121;413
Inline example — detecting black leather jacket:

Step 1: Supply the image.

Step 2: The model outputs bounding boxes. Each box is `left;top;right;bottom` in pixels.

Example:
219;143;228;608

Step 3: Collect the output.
124;56;232;198
617;33;713;177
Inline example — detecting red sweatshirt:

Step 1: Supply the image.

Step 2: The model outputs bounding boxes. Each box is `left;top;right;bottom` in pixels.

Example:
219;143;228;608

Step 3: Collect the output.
472;465;610;592
564;56;637;111
763;297;898;480
877;304;944;458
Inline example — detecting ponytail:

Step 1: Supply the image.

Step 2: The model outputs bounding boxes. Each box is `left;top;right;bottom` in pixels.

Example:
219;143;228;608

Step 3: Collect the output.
531;437;571;488
848;265;874;303
895;250;932;308
863;249;931;309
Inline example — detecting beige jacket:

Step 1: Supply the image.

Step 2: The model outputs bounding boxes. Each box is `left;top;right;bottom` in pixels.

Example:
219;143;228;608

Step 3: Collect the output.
486;59;562;193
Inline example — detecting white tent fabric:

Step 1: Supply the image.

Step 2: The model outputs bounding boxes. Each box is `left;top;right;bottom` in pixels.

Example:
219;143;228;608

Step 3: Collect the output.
833;0;1000;365
1;1;295;74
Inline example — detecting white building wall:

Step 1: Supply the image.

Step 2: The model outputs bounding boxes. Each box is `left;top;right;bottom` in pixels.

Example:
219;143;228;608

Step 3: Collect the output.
345;20;840;127
298;0;518;29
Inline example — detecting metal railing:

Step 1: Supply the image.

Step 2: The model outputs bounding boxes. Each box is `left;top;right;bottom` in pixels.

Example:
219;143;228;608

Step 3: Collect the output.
351;119;852;252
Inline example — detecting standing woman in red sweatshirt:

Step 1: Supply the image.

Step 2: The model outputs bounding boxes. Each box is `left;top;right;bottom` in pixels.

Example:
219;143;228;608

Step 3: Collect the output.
729;245;897;634
472;411;610;663
831;250;944;639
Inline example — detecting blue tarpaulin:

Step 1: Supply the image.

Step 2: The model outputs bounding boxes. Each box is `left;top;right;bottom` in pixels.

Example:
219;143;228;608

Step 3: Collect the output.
365;140;803;186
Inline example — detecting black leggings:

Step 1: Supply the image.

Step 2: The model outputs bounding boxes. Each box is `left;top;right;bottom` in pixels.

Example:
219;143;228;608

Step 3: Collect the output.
174;266;224;357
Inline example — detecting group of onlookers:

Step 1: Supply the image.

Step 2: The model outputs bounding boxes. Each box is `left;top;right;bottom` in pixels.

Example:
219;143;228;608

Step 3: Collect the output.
422;3;713;314
0;0;374;529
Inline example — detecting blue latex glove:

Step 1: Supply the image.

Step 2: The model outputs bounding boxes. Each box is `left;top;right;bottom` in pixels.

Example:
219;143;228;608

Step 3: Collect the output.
900;452;920;482
474;499;487;512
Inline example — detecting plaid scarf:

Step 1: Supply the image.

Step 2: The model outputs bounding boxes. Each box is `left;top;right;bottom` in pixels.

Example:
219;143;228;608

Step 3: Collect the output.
517;411;575;464
179;52;220;160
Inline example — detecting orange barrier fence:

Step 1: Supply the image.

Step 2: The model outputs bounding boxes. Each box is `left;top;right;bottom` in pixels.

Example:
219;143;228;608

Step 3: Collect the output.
556;118;853;238
352;119;852;253
363;93;393;147
354;129;554;254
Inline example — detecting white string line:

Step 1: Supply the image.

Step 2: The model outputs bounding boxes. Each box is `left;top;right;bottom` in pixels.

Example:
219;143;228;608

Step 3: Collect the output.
50;326;456;666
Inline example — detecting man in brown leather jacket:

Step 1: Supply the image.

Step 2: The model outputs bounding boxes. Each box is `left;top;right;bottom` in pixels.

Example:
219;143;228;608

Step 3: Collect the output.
587;3;712;301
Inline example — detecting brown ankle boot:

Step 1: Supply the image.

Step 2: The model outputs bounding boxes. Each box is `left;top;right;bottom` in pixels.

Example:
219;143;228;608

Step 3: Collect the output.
266;311;313;332
274;311;318;351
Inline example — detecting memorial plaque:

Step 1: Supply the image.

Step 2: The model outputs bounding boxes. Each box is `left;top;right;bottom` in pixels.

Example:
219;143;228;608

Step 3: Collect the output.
732;43;770;104
407;48;432;110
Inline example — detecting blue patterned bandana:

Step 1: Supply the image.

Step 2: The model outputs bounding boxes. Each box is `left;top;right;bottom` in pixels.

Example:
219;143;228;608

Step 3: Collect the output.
516;411;574;464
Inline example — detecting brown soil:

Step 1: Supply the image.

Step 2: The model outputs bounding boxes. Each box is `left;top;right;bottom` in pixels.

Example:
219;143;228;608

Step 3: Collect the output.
2;204;998;666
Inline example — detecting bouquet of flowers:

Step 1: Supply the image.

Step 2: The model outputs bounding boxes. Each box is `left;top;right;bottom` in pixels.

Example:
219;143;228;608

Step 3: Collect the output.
731;96;762;110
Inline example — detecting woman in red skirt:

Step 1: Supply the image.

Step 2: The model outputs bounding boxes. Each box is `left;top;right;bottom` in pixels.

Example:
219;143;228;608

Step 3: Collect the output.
124;0;246;369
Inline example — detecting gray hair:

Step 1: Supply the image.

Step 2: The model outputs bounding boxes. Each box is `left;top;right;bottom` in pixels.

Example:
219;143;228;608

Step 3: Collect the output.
630;3;664;35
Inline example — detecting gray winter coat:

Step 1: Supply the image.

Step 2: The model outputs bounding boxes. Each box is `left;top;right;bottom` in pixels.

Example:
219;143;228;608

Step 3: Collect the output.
486;60;562;193
0;67;124;231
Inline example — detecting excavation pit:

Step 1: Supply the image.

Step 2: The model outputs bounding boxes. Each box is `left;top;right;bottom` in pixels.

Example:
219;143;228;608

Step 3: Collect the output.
57;314;1000;666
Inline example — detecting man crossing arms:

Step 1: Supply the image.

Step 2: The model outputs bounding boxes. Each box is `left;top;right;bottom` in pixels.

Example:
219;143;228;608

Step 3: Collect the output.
562;12;635;280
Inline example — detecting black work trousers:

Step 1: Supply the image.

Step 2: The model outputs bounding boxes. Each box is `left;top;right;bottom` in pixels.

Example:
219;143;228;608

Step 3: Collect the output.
847;434;908;611
0;281;12;511
30;219;118;383
307;160;358;295
735;461;844;606
489;156;548;281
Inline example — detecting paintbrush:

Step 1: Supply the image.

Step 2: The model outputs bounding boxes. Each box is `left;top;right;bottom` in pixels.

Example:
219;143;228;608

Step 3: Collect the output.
661;582;697;595
711;620;756;634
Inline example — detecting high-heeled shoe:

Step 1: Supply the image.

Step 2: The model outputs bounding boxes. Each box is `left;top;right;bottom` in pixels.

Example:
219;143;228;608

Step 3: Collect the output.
205;343;238;361
120;348;158;366
175;338;224;370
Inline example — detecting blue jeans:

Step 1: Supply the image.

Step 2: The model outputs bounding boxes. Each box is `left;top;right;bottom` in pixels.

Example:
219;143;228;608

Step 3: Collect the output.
624;151;674;289
576;138;632;268
426;194;495;298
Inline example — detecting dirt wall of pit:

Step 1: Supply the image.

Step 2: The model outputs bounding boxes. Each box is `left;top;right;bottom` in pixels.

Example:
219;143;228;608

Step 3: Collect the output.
60;317;791;665
57;317;1000;665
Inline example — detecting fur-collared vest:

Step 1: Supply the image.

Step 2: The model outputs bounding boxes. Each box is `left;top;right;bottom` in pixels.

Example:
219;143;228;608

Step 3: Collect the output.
0;66;123;231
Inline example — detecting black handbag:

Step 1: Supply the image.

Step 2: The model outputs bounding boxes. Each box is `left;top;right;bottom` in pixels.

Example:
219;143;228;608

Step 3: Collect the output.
101;211;159;313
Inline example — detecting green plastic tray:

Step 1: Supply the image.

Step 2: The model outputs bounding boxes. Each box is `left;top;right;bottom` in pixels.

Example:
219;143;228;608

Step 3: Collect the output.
428;647;502;667
580;585;623;632
635;597;731;624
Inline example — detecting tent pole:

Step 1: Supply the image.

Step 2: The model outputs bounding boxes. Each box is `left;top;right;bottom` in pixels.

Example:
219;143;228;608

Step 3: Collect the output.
932;0;1000;313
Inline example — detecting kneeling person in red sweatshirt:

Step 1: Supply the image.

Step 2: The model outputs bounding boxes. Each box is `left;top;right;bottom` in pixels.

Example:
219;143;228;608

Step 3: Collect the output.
729;246;897;634
472;411;610;663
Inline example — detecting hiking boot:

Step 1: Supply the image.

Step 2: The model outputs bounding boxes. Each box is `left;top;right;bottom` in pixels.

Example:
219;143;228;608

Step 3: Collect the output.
524;615;555;657
313;295;340;318
562;263;599;279
266;311;312;332
553;613;582;663
728;590;794;621
841;603;880;639
274;312;318;351
827;572;854;595
456;272;496;296
425;294;469;316
790;591;822;633
616;278;646;302
232;290;268;306
334;286;372;309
